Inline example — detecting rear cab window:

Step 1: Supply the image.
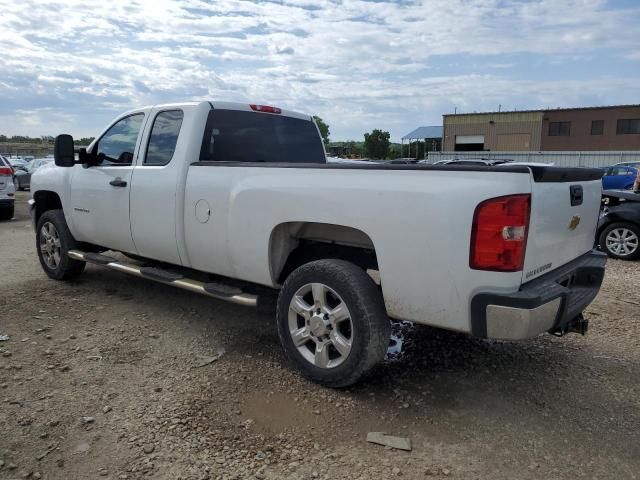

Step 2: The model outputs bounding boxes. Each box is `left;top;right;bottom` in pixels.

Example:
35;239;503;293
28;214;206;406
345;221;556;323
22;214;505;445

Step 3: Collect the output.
199;109;325;163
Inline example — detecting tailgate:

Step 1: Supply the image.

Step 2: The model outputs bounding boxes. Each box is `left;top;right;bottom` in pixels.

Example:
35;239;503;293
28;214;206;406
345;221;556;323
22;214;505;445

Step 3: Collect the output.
522;167;603;283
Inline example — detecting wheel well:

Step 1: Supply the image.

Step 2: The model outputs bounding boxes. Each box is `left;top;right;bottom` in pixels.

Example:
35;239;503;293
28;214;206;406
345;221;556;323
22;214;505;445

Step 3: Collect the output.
269;222;379;284
33;191;62;224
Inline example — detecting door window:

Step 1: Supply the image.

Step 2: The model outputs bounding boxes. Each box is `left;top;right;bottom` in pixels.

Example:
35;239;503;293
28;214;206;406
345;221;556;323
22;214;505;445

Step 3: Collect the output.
95;114;145;165
144;110;184;166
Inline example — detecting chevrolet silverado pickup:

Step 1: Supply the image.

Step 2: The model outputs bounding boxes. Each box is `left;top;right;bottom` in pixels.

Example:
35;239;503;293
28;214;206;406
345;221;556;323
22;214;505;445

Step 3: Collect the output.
29;101;606;387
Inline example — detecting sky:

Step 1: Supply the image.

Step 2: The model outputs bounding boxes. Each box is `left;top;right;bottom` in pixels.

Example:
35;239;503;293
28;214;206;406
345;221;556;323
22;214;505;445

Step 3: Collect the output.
0;0;639;142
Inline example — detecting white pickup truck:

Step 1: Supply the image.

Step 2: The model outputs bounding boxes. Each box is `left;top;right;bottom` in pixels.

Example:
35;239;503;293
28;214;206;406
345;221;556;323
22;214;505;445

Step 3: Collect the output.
30;101;607;387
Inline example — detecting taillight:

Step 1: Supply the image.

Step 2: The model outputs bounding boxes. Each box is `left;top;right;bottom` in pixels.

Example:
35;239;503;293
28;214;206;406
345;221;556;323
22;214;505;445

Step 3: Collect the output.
249;104;281;114
470;194;531;272
0;167;13;175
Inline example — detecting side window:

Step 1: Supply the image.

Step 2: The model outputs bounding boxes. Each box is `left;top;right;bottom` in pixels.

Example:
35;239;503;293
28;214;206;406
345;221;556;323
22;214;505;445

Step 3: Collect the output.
95;114;145;166
144;110;184;166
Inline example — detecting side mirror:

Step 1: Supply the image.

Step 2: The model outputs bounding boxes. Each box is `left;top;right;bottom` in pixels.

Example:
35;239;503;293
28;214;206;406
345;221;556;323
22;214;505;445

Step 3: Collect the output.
54;134;76;167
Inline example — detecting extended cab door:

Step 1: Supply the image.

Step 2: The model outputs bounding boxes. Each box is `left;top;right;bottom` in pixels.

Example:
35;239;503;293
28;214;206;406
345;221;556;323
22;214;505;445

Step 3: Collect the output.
68;111;148;253
129;108;185;265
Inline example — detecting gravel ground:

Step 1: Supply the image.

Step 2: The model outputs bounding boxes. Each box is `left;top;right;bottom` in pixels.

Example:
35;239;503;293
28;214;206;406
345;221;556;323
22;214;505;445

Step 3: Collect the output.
1;192;639;480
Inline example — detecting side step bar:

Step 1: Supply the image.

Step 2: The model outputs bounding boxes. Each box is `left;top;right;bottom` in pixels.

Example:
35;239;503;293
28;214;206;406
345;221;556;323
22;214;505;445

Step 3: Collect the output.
68;250;258;307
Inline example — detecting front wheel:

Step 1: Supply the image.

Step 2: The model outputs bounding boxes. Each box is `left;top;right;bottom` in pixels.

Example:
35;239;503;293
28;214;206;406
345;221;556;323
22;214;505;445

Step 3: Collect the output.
36;209;86;280
599;222;640;260
276;259;390;388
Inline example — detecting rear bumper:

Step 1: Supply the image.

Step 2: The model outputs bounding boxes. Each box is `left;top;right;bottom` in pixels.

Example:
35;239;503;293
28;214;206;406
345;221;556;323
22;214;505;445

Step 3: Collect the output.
471;250;607;340
0;197;14;207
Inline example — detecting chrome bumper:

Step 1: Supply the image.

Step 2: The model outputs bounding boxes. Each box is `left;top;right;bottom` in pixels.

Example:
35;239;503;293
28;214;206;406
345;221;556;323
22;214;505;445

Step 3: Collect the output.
471;250;607;340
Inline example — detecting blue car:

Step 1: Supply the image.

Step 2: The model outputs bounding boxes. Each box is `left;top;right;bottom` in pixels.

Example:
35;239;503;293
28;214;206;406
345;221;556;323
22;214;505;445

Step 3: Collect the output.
601;165;638;190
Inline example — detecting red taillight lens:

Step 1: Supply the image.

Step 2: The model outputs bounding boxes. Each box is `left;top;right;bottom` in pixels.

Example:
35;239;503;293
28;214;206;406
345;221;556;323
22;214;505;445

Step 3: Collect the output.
470;194;531;272
249;104;281;114
0;167;13;175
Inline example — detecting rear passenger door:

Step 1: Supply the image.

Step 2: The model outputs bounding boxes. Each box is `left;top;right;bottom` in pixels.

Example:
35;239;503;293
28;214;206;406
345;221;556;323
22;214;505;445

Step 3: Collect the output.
130;108;185;264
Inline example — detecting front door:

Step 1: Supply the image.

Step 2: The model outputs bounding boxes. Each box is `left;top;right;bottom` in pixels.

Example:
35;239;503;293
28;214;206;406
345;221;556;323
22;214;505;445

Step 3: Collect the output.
68;112;147;254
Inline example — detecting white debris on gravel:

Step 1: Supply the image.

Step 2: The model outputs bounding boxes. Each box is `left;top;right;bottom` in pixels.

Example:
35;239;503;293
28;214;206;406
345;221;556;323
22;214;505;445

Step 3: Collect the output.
367;432;412;451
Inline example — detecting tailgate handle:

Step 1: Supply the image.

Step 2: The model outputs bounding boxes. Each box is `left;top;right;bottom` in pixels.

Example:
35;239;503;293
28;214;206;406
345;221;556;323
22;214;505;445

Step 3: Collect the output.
570;185;583;206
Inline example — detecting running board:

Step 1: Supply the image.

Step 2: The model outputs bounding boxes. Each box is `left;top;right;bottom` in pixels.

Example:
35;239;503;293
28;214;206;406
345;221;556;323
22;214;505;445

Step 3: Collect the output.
68;250;257;307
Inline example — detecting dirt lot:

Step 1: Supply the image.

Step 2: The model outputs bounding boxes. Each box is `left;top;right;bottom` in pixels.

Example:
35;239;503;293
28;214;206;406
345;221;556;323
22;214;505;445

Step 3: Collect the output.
1;192;639;480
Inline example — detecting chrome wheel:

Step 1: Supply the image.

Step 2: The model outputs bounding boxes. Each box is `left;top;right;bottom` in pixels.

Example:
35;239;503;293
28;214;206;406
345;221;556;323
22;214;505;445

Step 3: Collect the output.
605;228;639;257
288;283;353;369
39;221;61;269
13;177;19;190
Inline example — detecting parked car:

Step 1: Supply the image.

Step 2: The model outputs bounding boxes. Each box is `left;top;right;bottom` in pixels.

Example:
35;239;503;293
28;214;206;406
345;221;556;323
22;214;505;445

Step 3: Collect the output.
614;161;640;168
422;158;513;166
7;157;27;169
14;158;53;190
30;101;606;387
0;155;16;220
601;165;638;190
598;190;640;260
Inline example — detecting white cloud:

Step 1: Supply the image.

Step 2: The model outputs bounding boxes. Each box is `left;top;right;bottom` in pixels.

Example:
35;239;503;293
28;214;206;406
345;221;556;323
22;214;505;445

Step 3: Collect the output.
0;0;638;140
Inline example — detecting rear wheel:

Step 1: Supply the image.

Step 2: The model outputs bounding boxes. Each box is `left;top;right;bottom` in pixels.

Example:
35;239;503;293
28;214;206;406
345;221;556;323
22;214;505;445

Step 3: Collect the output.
276;259;390;387
36;209;86;280
599;222;640;260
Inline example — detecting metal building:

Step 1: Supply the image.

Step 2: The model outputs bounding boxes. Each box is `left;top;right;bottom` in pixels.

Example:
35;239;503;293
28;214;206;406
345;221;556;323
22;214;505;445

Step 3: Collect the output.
401;126;442;158
443;105;640;152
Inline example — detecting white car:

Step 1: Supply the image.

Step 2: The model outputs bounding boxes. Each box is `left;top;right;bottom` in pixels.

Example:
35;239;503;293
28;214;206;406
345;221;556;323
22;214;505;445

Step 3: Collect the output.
30;101;606;387
0;155;16;220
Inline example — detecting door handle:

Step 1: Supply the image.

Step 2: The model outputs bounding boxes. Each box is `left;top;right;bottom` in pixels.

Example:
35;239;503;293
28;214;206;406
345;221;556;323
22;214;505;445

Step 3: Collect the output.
109;177;127;188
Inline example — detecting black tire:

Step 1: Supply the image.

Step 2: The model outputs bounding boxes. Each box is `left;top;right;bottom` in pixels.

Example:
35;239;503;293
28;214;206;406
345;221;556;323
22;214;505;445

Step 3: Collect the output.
0;204;14;220
599;222;640;260
276;259;390;388
36;209;86;280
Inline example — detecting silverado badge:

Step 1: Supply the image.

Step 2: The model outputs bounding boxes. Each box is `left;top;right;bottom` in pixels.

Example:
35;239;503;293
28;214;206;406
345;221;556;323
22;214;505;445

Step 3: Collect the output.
568;215;581;230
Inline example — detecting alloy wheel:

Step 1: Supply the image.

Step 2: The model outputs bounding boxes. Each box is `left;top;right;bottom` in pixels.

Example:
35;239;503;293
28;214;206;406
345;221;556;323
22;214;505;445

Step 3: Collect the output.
605;227;639;257
287;282;354;369
40;221;62;269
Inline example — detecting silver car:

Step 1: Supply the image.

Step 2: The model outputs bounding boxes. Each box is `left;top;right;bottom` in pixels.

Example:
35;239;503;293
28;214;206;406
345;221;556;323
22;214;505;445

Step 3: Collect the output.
0;155;16;220
13;158;53;191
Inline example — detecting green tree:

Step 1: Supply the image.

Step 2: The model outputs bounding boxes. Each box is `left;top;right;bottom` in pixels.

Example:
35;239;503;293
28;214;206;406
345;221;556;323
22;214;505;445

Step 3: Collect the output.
313;116;330;145
388;144;402;159
76;137;95;146
363;129;390;159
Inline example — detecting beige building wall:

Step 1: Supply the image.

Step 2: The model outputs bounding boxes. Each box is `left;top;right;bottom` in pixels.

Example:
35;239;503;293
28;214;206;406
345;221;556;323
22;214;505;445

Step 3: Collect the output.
443;112;544;151
541;106;640;151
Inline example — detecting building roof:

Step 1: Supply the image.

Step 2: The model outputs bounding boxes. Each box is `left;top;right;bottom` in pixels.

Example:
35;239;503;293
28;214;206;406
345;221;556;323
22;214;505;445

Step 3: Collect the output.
402;126;443;140
443;104;640;118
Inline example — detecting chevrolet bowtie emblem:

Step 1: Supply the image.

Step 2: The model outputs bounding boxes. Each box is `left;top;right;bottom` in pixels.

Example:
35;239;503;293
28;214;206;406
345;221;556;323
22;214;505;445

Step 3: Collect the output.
568;215;581;230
